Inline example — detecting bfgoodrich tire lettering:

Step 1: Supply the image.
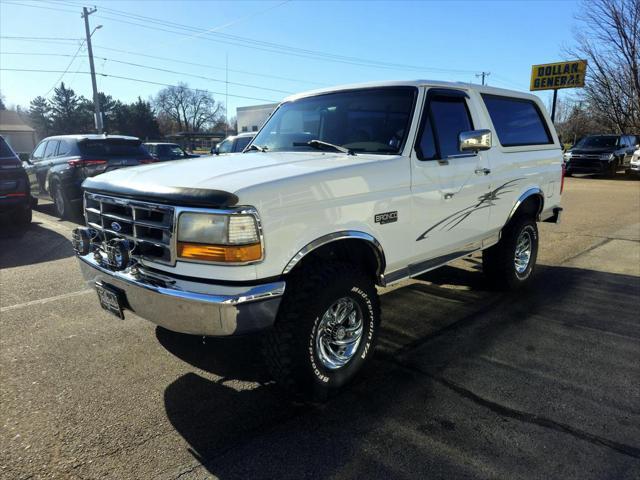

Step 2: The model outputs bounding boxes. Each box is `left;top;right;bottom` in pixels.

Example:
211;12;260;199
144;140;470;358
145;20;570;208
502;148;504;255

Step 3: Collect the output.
263;261;380;401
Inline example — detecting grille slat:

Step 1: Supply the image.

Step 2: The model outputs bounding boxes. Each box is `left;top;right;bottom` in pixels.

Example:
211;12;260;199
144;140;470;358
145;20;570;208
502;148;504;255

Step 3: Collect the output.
84;192;175;265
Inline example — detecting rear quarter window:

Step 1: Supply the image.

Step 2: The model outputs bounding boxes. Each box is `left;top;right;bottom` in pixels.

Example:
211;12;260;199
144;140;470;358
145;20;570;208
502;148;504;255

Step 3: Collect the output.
79;139;146;157
482;94;553;147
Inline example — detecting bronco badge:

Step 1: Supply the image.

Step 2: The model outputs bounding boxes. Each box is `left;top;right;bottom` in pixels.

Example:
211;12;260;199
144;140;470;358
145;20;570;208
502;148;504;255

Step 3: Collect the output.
374;211;398;225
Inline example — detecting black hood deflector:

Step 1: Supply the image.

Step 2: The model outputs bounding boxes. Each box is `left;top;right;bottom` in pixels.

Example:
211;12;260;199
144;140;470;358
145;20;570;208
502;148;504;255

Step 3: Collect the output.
82;177;238;208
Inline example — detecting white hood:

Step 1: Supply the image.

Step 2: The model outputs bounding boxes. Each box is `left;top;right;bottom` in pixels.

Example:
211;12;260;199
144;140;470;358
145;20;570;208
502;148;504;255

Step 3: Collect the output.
85;151;389;195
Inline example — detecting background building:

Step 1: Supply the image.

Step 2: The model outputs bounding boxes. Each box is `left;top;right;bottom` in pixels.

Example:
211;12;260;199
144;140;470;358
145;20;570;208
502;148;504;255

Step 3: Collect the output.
0;110;36;155
236;103;278;134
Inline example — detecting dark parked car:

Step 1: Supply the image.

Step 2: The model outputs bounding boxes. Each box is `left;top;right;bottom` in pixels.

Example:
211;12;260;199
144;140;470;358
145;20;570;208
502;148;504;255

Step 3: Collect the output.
564;134;639;177
211;132;254;155
144;142;200;162
0;135;32;226
24;135;155;219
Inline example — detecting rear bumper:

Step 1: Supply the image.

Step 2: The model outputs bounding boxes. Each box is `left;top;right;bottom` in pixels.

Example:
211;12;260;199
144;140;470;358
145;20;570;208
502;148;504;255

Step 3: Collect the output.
77;253;285;336
0;193;30;212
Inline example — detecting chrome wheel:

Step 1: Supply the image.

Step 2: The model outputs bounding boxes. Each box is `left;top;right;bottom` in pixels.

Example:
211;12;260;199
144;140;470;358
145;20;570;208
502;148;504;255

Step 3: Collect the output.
315;297;364;370
514;228;532;275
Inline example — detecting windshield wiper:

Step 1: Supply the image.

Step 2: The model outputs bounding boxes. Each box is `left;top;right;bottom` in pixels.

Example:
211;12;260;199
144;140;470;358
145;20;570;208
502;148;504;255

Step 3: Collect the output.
304;139;356;156
244;144;267;153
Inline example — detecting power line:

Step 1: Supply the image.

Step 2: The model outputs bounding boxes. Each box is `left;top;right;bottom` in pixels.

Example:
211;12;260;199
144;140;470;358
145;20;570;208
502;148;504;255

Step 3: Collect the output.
0;39;328;88
1;51;295;94
0;68;280;103
43;40;86;96
35;0;481;75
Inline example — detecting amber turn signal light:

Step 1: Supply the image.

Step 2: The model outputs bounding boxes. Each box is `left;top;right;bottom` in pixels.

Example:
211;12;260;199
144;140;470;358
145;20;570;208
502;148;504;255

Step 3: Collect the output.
177;242;262;263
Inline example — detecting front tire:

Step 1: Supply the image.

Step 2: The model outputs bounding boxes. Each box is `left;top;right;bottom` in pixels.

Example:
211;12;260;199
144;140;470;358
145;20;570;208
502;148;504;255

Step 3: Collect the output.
483;216;538;290
263;261;380;401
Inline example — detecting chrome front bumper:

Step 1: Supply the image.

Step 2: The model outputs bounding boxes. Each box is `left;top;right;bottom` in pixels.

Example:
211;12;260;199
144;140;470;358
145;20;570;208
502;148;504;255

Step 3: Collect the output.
77;254;285;336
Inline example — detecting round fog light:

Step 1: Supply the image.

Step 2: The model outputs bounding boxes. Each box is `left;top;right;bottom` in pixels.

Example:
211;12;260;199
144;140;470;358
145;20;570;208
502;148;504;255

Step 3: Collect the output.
72;228;92;256
106;239;131;270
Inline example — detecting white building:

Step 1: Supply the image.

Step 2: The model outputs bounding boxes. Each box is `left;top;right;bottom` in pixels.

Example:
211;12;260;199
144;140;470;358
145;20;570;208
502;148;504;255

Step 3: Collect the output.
236;103;278;134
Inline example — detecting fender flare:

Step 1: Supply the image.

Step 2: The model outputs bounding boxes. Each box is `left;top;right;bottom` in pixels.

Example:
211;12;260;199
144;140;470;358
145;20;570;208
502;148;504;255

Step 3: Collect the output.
282;230;386;283
506;187;544;224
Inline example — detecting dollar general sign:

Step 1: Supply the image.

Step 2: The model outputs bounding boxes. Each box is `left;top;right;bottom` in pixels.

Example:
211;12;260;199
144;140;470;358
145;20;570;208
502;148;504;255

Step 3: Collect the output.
530;60;588;91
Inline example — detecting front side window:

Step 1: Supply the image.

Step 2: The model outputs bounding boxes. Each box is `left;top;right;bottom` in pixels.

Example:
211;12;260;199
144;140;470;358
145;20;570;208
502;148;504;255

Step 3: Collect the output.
44;140;59;158
482;94;552;147
217;139;232;154
31;141;47;160
250;87;417;154
416;94;473;160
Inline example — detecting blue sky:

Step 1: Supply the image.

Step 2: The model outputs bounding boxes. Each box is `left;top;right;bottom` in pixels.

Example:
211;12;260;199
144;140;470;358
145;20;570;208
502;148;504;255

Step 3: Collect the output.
0;0;580;119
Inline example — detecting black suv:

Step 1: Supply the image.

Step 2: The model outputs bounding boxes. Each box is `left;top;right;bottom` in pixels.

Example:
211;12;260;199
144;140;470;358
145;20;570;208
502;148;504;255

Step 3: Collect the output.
564;134;639;177
0;135;32;226
25;135;155;219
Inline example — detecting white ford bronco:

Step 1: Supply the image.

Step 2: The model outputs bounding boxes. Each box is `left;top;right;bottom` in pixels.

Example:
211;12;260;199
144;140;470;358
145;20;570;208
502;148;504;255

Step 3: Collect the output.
73;81;563;399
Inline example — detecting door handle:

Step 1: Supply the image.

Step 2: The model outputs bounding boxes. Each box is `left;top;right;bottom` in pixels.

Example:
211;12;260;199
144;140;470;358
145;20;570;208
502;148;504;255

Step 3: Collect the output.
475;168;491;175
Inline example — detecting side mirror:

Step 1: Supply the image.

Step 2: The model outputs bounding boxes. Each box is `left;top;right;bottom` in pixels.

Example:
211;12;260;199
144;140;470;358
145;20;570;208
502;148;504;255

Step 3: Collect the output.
459;129;492;152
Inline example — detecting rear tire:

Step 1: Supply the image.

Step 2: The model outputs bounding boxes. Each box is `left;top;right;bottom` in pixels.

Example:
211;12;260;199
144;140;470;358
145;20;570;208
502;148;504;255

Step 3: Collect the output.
263;261;380;402
51;183;75;220
483;216;538;290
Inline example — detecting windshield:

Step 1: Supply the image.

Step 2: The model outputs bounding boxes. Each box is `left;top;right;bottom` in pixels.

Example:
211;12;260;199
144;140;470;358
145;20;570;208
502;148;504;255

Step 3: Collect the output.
250;87;417;154
574;136;619;149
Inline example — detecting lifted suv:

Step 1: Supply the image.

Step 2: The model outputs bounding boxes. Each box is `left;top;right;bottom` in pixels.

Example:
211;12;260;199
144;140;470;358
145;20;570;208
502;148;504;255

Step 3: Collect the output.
73;81;563;400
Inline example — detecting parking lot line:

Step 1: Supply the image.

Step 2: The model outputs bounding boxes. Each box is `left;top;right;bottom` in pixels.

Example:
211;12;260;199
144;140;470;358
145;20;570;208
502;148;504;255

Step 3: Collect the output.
0;289;92;313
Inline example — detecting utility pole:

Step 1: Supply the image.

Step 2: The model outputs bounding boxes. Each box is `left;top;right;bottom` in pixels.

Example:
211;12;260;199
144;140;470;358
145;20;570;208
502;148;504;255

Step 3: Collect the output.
225;53;229;137
82;6;103;133
476;71;490;86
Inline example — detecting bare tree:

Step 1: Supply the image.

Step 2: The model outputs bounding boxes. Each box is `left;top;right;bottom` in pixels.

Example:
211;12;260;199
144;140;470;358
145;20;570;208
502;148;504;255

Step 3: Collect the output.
154;83;224;132
567;0;640;132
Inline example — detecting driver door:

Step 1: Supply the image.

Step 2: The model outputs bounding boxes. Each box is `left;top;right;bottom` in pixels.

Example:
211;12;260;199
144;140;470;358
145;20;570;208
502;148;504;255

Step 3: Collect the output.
410;88;493;266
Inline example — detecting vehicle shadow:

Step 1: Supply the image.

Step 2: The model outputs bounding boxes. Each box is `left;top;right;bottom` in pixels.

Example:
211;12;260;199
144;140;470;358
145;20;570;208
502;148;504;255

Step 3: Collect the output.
0;220;74;268
35;202;84;225
160;262;640;478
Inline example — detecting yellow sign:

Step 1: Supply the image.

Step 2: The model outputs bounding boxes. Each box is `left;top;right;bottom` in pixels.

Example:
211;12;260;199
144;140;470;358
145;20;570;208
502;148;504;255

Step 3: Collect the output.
530;60;587;91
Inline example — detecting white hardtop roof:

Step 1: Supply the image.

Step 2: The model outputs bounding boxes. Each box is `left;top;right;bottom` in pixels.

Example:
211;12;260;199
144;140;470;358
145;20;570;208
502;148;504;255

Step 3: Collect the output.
282;80;535;103
44;134;140;141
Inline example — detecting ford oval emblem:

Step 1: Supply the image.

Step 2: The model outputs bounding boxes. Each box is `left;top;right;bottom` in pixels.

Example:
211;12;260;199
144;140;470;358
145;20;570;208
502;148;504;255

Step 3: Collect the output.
111;221;122;232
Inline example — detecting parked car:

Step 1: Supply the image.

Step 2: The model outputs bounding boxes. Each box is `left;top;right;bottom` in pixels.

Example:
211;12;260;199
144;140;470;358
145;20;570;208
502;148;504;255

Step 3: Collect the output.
626;148;640;177
211;132;255;154
564;134;639;177
72;80;563;401
25;134;155;219
144;143;200;162
0;135;32;226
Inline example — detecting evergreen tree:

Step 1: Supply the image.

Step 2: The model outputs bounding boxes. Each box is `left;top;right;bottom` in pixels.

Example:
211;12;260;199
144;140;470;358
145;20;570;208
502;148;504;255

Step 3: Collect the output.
50;82;82;134
29;96;53;138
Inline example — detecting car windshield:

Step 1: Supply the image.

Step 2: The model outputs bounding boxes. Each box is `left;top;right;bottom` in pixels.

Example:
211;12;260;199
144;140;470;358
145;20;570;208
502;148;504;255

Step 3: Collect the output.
574;136;619;149
80;139;147;157
250;87;417;154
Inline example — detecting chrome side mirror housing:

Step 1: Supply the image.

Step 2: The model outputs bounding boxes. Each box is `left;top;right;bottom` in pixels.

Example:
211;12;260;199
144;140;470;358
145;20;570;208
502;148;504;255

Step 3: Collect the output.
459;129;492;152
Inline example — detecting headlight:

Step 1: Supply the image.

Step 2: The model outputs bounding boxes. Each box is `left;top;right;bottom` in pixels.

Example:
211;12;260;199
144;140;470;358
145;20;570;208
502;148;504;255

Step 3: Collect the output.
563;151;572;160
599;153;613;161
177;212;262;263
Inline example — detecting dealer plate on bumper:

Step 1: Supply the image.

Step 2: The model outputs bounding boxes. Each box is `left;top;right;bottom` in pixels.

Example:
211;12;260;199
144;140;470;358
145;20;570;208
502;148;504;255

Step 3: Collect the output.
95;281;125;319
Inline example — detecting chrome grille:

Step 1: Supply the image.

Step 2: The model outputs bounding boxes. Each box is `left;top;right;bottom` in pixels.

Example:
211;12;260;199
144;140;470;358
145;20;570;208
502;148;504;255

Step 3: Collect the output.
84;192;175;265
571;154;602;161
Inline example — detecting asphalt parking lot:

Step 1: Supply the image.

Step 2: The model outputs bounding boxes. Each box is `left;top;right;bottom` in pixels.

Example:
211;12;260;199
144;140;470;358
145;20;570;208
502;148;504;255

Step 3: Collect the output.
1;176;639;480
